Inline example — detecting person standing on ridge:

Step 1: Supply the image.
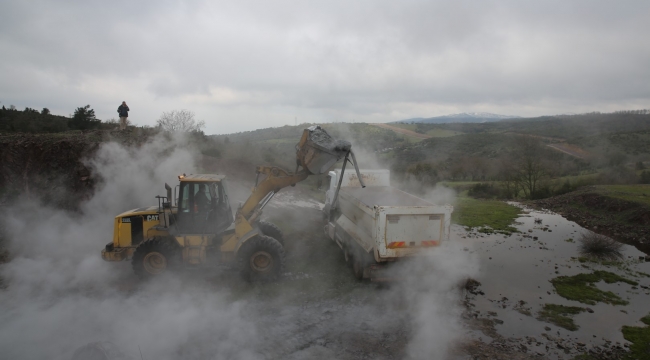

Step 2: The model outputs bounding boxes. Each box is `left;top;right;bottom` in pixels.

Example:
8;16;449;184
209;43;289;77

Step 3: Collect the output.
117;101;129;130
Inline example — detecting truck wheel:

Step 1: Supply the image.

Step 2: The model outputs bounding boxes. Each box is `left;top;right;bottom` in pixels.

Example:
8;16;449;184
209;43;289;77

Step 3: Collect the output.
238;235;285;282
322;204;331;221
132;237;179;277
343;247;353;268
352;256;365;281
258;220;284;245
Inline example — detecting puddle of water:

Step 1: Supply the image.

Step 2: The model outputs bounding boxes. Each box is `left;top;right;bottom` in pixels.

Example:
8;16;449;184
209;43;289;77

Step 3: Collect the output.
457;204;650;350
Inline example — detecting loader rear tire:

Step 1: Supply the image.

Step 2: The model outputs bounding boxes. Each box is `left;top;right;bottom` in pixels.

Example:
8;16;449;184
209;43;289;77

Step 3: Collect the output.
258;221;284;245
132;237;180;277
238;235;285;282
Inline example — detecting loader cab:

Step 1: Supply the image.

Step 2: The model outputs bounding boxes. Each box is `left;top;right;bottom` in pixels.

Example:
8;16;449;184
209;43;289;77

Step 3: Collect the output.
175;175;233;234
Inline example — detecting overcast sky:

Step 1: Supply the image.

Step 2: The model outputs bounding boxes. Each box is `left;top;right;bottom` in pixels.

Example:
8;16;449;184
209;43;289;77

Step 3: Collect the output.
1;1;649;134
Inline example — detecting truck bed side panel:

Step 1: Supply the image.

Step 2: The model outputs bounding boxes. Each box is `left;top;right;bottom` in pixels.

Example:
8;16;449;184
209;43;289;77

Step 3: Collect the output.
336;215;375;253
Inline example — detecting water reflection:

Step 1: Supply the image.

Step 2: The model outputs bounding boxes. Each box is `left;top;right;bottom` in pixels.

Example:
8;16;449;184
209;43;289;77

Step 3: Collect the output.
457;204;650;351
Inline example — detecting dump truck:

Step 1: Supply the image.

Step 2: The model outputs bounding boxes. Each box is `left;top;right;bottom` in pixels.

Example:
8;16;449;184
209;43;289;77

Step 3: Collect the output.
323;169;453;281
101;126;362;281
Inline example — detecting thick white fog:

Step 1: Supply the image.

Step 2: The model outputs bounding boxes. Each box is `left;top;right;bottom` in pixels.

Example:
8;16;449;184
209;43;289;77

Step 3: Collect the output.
0;136;477;359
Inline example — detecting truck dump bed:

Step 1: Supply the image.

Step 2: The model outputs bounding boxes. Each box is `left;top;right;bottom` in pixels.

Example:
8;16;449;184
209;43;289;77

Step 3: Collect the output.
333;185;453;262
340;186;432;208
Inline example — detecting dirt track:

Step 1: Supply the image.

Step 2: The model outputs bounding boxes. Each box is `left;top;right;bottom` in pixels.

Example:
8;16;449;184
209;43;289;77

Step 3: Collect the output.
371;123;432;139
546;143;588;159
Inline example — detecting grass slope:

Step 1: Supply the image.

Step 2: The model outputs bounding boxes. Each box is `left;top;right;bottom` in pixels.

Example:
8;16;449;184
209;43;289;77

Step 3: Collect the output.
592;185;650;206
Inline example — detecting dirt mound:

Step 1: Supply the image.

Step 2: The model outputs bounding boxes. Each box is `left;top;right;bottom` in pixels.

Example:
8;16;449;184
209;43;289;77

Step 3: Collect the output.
0;130;152;209
532;187;650;255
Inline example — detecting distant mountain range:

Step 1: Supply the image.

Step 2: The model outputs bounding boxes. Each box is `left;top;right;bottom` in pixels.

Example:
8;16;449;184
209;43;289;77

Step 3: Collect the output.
392;112;521;124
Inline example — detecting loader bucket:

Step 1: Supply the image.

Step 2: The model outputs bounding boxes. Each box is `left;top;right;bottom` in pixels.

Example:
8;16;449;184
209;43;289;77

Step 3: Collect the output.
296;125;351;175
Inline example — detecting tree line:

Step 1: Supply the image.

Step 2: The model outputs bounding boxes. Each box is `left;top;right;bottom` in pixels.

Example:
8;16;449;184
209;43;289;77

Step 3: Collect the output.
0;104;103;133
0;104;205;133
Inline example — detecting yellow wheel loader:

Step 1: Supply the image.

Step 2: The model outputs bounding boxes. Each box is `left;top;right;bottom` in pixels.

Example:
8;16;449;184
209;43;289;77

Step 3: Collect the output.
101;126;363;281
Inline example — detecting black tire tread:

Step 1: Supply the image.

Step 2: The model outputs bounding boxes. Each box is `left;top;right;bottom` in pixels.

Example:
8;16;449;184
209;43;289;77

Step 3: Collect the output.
258;220;284;245
237;235;285;282
131;236;180;276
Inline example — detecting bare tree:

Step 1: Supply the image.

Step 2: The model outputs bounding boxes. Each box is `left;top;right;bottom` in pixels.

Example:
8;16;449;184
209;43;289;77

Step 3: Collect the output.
498;155;520;199
156;110;205;133
467;156;488;181
512;137;548;199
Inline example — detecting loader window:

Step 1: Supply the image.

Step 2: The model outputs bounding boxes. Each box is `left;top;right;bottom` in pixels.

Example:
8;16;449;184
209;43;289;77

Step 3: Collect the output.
179;185;190;212
213;181;233;232
176;182;225;234
194;184;212;213
177;182;202;233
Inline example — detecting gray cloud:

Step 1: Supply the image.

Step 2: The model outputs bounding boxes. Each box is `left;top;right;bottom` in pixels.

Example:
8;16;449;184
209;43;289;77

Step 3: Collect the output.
1;0;649;133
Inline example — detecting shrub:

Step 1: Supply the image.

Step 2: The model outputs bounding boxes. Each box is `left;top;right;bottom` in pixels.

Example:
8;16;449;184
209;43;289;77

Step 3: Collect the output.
578;232;623;260
530;185;553;200
467;183;503;199
599;166;637;185
68;105;101;130
640;170;650;184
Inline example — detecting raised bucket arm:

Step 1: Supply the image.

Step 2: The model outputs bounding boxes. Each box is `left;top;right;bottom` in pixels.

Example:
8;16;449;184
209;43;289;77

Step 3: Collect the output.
238;126;357;224
296;125;351;175
294;125;365;218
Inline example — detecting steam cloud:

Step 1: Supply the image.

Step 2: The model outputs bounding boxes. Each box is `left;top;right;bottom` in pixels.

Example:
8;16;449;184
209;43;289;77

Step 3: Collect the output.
0;134;477;359
397;244;478;359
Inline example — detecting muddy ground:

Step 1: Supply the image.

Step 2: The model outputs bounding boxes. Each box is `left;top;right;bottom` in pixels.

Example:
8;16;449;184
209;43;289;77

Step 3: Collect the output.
0;130;156;209
70;189;647;360
532;187;650;256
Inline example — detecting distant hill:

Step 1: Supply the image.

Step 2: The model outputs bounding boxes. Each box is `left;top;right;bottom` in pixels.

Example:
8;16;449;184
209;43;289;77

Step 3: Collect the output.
392;112;521;124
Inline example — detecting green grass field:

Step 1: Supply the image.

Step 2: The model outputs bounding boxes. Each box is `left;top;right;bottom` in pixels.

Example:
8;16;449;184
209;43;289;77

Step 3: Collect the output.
592;185;650;206
552;172;600;184
452;195;521;233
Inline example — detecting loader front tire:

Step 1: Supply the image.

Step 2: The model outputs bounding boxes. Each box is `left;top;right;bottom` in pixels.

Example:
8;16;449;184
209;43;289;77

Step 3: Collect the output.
238;235;285;282
132;237;180;277
258;221;284;245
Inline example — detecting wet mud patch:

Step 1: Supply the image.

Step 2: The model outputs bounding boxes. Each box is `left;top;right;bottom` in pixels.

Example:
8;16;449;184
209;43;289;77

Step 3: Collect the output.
532;186;650;255
458;204;650;358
